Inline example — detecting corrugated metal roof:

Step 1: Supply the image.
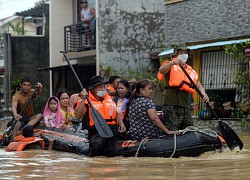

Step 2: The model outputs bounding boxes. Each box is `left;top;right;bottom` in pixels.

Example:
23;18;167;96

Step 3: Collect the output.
158;38;250;56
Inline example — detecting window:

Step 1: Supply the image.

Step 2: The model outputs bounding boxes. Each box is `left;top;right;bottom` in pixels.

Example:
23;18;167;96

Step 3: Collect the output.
36;26;43;35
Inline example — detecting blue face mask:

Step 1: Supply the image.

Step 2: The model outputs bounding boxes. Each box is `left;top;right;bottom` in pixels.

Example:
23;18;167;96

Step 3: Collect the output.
96;90;106;97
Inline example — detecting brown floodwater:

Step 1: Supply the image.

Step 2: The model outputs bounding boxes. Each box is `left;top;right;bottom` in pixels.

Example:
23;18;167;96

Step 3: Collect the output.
0;131;249;180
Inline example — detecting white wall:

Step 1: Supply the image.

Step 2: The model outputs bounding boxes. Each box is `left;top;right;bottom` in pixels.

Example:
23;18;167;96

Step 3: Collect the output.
50;0;73;67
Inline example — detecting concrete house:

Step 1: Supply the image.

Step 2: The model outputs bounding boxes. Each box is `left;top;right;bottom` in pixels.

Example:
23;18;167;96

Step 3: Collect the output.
0;16;38;36
48;0;167;95
160;0;250;119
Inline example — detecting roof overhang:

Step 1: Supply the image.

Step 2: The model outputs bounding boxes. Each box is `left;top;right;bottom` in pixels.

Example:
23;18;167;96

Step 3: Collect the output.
14;3;49;17
37;62;96;71
158;38;250;56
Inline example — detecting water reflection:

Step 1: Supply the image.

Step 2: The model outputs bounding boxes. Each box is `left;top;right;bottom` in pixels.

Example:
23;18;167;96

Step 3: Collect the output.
0;132;249;179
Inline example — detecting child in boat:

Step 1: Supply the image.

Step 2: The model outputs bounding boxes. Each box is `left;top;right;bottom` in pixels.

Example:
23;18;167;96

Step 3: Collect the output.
5;125;44;151
43;96;64;128
56;89;77;131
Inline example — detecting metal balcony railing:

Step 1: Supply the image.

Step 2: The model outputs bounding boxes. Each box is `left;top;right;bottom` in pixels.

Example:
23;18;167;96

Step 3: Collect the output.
64;22;96;52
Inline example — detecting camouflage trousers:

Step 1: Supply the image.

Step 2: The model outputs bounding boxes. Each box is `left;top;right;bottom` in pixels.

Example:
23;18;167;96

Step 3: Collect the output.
163;105;193;131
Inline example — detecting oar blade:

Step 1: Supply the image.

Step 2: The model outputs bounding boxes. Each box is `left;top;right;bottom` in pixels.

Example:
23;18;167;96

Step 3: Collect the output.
91;108;114;138
218;121;244;150
62;51;114;138
0;126;13;147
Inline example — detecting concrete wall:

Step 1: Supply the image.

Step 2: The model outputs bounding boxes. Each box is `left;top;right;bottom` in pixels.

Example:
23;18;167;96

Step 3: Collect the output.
97;0;166;76
164;0;250;45
50;0;73;67
7;9;50;113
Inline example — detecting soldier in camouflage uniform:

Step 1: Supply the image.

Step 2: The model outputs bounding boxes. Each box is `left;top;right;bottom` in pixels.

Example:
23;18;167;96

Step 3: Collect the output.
159;43;209;131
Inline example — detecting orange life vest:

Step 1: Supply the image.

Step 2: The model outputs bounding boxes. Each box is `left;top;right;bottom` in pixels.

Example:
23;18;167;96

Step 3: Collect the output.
87;91;117;127
107;84;116;98
157;60;169;81
169;64;198;94
5;135;45;151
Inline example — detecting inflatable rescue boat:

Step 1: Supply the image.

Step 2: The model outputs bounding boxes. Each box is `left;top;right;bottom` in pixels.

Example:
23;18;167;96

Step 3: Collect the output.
34;126;222;157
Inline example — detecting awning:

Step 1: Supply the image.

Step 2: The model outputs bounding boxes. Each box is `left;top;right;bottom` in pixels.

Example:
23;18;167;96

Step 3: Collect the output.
158;38;250;56
37;62;96;71
14;3;49;17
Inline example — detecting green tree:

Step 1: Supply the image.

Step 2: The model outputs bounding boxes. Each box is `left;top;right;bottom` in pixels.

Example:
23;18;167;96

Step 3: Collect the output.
225;42;250;118
8;22;25;35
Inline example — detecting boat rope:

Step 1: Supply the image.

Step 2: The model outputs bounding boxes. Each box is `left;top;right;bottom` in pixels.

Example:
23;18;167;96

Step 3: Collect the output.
179;126;218;138
135;137;149;157
169;134;177;158
168;126;218;158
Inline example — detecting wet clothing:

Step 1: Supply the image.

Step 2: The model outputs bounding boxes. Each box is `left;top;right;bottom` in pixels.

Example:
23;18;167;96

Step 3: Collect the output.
19;116;32;127
5;135;44;151
163;105;193;131
78;91;119;156
163;64;195;130
88;124;120;156
127;97;161;139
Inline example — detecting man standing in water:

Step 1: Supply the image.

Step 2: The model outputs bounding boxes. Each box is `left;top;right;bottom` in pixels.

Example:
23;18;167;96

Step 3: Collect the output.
11;77;43;141
158;43;209;131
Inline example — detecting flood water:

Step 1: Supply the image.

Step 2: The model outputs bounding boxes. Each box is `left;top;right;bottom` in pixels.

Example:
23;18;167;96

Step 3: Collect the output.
0;131;249;180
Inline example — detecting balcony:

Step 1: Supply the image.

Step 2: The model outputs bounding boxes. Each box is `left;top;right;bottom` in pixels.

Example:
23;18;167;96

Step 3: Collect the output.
64;22;96;55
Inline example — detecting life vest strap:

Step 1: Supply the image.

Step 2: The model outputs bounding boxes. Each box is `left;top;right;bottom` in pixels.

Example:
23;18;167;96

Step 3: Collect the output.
105;119;116;123
165;80;194;89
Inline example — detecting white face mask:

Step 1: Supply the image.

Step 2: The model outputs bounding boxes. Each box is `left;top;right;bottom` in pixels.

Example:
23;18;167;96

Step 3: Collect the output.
177;54;188;63
96;90;106;97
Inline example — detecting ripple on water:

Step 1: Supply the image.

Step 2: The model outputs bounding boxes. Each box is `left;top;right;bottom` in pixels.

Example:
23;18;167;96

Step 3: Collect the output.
0;132;249;179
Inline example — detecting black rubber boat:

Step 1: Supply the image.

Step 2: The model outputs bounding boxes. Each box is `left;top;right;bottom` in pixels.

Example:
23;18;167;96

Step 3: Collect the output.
34;126;222;157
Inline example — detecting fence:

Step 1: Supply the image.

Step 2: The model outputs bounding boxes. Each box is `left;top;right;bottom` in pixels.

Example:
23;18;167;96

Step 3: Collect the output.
64;21;96;52
196;51;240;120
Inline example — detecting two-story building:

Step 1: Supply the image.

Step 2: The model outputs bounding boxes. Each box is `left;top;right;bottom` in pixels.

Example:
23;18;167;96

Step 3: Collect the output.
48;0;250;119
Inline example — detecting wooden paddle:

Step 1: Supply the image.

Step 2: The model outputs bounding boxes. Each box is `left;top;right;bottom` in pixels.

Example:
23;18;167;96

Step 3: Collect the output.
179;64;244;150
0;87;38;147
61;51;113;138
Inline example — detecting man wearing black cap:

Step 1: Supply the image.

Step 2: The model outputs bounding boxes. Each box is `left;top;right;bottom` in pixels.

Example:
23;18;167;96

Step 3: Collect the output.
159;43;209;131
76;76;126;156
